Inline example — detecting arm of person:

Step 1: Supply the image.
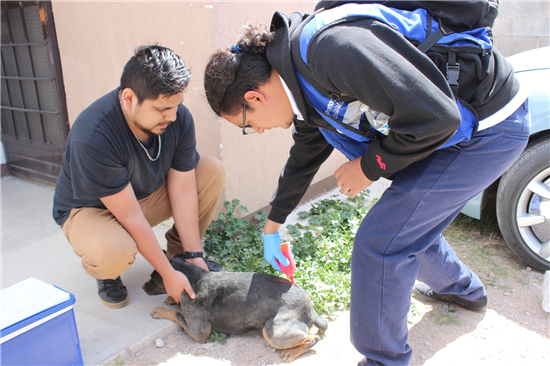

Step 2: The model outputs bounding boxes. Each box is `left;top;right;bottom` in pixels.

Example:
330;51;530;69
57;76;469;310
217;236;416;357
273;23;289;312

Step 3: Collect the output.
264;219;282;235
263;123;333;271
166;167;208;271
100;184;195;302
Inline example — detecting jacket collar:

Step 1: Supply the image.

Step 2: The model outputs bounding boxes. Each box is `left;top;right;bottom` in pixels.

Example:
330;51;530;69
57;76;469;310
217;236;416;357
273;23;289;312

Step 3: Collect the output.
267;11;311;123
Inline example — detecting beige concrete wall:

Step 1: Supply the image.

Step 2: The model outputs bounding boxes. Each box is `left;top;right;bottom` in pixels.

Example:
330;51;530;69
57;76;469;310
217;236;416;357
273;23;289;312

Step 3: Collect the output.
51;0;346;216
52;1;219;153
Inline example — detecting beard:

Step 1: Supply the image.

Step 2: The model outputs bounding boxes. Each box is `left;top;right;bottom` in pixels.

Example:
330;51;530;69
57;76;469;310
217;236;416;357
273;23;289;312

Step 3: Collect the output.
133;119;171;137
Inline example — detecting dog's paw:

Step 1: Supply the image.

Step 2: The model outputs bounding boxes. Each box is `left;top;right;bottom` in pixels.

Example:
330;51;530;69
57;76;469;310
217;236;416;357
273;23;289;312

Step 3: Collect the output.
281;349;298;363
151;306;168;319
165;296;177;305
280;335;320;362
281;347;315;363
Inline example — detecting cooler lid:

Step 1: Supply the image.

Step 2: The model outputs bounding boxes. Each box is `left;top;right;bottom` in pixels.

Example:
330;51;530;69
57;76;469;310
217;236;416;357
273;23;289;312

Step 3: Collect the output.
1;277;71;331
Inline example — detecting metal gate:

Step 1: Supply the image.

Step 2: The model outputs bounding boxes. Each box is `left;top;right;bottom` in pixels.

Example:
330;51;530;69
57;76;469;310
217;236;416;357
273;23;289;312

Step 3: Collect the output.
1;0;68;184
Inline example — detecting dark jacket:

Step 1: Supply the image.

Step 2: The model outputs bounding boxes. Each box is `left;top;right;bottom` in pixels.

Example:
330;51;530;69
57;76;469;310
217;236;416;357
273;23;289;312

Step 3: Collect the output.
265;8;518;224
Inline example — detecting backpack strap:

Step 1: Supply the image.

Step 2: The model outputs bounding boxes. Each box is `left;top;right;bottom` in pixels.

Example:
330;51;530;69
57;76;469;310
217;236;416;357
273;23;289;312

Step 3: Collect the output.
417;15;460;98
417;16;454;53
446;50;460;98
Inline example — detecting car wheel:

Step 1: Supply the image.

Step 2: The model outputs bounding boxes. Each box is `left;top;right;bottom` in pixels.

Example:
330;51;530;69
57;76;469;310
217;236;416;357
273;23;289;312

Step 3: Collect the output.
496;137;550;272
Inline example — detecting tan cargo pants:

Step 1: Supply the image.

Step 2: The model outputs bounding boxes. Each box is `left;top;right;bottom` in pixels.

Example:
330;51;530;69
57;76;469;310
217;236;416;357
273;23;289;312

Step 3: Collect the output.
62;156;225;280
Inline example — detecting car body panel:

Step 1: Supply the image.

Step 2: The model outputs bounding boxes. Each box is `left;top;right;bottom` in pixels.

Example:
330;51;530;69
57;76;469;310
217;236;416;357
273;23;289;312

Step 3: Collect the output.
506;46;550;72
515;69;550;135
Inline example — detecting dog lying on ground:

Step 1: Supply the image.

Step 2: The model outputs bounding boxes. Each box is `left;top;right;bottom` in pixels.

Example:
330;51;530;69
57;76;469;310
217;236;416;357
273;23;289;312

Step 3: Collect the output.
143;254;328;362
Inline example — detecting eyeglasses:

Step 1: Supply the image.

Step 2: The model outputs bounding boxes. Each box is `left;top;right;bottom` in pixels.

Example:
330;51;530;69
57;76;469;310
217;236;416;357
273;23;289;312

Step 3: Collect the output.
242;100;256;135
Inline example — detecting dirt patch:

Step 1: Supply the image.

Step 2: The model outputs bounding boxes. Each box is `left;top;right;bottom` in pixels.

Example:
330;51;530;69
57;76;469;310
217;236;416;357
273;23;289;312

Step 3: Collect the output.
123;228;549;366
407;228;549;365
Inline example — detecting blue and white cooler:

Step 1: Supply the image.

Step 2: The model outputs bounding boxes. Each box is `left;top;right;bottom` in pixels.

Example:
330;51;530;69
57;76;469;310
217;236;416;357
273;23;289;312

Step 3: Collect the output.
1;277;84;365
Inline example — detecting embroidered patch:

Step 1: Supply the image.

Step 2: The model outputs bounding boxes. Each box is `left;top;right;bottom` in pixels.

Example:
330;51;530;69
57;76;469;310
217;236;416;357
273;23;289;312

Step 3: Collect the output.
376;155;387;170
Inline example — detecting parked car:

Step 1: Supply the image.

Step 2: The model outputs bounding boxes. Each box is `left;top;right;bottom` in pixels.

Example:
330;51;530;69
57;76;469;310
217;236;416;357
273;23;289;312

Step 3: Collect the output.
461;46;550;272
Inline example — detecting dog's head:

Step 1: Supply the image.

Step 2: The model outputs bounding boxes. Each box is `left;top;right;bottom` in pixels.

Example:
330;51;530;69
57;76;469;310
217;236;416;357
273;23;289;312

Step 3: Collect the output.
142;254;205;295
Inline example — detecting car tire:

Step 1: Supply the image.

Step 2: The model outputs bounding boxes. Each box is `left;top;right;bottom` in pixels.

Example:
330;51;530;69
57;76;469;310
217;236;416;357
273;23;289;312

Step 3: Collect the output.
496;137;550;272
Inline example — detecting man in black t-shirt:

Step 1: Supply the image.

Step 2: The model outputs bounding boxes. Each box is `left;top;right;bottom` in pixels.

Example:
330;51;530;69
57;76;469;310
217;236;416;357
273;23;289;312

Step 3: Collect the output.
53;45;225;309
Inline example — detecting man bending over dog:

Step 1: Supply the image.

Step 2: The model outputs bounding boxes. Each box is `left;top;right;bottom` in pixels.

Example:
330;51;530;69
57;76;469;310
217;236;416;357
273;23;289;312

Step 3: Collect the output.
52;45;225;309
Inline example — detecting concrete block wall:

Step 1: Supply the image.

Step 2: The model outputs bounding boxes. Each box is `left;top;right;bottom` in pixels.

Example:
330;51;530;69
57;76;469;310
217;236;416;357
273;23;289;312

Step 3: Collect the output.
494;0;550;56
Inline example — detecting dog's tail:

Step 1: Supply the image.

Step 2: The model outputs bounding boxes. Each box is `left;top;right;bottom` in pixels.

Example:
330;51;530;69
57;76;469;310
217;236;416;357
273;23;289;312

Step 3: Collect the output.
314;315;328;335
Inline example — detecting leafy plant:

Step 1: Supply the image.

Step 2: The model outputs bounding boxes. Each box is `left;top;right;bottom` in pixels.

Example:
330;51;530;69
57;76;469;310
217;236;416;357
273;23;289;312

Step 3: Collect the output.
207;331;229;345
286;192;371;316
203;192;372;317
203;199;274;274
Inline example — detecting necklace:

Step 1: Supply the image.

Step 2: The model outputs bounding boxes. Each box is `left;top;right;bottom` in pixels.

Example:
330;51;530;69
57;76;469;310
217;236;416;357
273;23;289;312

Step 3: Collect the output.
119;94;161;162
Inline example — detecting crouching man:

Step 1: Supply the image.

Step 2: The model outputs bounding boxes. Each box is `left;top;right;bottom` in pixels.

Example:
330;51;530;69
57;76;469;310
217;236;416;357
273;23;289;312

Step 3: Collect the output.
53;45;225;308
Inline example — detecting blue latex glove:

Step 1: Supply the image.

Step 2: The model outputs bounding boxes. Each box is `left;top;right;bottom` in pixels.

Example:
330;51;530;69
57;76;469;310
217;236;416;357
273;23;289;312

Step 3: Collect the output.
263;232;289;272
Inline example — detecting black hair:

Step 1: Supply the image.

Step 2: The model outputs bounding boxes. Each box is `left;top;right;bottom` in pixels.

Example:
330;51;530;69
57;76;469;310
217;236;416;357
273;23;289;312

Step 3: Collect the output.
204;24;275;116
120;45;191;103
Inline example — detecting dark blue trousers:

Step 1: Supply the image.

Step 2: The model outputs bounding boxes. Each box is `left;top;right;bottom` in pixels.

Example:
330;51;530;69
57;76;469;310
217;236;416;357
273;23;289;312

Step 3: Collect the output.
350;101;531;366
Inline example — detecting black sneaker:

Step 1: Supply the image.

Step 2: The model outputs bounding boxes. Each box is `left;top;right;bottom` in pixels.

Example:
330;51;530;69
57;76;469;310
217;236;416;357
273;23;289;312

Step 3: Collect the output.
413;282;488;312
97;276;129;309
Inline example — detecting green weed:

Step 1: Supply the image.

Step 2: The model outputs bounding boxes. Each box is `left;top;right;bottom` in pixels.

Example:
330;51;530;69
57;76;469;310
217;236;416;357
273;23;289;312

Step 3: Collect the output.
203;199;274;274
111;356;125;366
408;300;421;323
207;331;229;345
287;192;371;316
203;192;371;316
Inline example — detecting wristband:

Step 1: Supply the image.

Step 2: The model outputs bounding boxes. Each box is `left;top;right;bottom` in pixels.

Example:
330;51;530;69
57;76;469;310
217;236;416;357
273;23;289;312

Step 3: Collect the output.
184;251;204;259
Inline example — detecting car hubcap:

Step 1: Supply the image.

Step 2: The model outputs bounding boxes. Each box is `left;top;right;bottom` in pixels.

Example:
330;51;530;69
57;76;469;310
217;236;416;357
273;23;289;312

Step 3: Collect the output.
516;167;550;263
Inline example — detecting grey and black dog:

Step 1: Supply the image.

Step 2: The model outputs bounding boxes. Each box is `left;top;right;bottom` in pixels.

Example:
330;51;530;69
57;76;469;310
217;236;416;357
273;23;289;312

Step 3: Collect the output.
143;254;328;362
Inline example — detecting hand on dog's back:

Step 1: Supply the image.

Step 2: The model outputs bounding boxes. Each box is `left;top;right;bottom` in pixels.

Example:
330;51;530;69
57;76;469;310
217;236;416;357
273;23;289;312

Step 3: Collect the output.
163;269;196;302
142;255;206;297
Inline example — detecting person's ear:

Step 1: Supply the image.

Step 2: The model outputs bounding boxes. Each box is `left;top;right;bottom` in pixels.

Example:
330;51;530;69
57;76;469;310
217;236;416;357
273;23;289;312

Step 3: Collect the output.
120;88;137;110
244;89;265;106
